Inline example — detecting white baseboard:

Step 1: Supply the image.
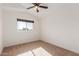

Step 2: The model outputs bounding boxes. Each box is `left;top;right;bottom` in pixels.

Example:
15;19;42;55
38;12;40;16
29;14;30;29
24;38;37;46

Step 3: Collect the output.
41;39;79;54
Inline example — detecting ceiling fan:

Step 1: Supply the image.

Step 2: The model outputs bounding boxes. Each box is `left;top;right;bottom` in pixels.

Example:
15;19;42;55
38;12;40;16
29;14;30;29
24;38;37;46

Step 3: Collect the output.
27;3;48;12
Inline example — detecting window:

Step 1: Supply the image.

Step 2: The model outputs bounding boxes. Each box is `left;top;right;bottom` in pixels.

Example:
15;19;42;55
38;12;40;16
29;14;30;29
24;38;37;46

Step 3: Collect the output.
17;19;34;31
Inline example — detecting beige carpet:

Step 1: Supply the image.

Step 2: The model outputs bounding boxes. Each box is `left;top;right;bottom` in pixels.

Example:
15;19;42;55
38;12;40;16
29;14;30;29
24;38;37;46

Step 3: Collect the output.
1;40;79;56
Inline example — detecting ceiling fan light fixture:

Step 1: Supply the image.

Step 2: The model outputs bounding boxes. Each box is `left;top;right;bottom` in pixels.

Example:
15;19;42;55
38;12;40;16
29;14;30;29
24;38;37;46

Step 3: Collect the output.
33;6;39;12
35;6;38;9
27;3;48;13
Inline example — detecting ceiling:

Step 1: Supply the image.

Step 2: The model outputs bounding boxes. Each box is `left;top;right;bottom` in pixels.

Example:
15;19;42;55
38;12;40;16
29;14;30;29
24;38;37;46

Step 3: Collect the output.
2;3;79;19
2;3;49;18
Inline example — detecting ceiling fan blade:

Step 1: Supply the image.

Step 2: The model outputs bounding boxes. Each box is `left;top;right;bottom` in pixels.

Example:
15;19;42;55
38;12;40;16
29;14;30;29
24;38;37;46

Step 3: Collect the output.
39;6;48;9
27;6;35;9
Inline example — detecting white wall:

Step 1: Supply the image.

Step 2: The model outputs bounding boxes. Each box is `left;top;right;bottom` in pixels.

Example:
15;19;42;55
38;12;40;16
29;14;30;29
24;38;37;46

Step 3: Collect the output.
0;4;3;54
2;3;79;54
3;9;40;47
41;4;79;53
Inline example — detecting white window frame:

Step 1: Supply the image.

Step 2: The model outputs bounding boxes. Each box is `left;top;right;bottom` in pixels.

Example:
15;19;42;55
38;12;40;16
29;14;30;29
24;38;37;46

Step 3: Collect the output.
17;19;34;31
